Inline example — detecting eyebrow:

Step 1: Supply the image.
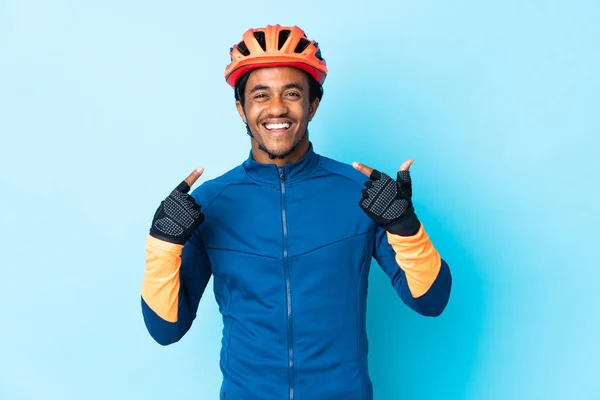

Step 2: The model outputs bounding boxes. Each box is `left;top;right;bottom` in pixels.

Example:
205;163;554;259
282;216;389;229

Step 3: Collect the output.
249;82;305;94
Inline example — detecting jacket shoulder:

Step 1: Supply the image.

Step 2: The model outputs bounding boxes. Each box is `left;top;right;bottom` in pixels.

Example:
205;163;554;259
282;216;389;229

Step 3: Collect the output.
190;164;246;212
317;155;369;188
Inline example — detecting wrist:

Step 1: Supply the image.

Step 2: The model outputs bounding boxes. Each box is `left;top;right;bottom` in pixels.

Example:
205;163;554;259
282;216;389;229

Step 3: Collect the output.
384;210;421;236
146;233;185;253
149;230;188;245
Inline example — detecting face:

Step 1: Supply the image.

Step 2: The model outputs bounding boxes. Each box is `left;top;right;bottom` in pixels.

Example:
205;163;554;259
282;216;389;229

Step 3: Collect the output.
236;67;320;163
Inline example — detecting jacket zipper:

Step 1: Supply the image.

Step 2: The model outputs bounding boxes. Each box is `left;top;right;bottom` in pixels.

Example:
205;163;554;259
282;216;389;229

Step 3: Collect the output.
279;167;294;400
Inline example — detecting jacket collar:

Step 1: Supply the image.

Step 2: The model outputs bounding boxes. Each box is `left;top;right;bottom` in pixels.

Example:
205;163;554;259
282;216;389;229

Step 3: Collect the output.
243;142;319;185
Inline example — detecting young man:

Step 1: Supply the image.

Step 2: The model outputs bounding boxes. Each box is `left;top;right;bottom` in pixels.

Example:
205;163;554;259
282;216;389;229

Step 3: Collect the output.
141;25;452;400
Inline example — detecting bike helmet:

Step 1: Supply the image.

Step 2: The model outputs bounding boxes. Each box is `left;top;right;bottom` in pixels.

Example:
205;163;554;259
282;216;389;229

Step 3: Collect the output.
224;24;327;87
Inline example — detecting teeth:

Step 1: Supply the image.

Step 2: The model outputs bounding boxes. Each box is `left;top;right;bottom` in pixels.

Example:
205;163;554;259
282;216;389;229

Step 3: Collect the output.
265;123;290;130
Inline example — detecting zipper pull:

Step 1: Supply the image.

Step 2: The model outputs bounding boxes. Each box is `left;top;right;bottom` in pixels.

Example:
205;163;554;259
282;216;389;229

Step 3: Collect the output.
278;166;285;181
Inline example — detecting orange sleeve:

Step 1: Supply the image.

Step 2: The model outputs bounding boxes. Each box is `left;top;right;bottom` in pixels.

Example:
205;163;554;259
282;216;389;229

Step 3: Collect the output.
386;224;441;298
141;234;184;323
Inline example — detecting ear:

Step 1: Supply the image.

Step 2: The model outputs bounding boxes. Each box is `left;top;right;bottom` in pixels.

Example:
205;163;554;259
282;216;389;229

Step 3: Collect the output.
235;100;247;124
308;97;320;122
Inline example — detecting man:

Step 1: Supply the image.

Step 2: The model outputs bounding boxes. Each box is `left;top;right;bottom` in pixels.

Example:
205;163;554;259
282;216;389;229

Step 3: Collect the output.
141;24;452;400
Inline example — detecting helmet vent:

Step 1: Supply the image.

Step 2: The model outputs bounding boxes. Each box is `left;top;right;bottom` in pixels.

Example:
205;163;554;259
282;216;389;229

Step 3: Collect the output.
294;38;311;54
236;41;250;56
278;29;291;49
315;46;323;61
253;31;267;51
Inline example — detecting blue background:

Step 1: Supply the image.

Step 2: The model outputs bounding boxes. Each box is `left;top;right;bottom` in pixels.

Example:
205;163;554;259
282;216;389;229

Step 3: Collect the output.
1;1;598;399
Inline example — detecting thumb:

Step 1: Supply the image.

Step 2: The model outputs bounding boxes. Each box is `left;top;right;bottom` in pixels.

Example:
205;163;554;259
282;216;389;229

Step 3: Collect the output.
399;159;414;171
352;162;375;179
180;167;204;192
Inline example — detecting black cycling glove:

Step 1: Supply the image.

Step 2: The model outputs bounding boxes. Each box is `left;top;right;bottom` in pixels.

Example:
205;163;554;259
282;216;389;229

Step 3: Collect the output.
359;169;421;236
149;181;205;245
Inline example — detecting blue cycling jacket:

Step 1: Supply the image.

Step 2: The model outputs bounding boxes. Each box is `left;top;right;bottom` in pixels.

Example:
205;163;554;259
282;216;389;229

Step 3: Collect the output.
141;143;452;399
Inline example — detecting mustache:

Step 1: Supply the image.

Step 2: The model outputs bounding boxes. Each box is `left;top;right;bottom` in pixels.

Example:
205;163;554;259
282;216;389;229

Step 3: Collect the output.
258;116;296;124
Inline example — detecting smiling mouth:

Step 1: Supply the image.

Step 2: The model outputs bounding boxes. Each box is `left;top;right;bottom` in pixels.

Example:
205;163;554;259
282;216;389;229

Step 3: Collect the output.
263;122;291;131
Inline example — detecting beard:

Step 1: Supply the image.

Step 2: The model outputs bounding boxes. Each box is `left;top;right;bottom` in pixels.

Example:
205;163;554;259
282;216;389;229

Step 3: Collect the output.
249;123;309;160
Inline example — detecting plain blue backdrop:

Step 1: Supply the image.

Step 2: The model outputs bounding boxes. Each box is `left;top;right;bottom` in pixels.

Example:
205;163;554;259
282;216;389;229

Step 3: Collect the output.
1;1;598;399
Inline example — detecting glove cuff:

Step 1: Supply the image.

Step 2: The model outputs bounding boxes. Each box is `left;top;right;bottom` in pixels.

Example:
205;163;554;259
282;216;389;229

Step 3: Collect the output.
148;230;187;245
384;210;421;236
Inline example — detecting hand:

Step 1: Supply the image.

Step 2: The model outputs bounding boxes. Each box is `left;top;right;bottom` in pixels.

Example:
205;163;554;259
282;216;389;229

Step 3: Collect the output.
149;167;206;245
352;159;421;236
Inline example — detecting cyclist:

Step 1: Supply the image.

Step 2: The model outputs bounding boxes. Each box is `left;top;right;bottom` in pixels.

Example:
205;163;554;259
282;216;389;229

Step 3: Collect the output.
141;24;452;400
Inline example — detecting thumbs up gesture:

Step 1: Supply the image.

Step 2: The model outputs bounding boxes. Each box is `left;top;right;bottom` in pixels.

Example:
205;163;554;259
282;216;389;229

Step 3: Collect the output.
149;167;206;245
353;159;421;237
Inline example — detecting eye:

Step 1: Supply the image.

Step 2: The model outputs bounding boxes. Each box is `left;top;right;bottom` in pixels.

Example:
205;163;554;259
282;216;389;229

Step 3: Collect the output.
285;91;301;98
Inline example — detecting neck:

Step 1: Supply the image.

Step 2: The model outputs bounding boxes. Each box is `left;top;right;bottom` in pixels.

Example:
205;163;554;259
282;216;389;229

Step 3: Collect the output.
251;136;310;167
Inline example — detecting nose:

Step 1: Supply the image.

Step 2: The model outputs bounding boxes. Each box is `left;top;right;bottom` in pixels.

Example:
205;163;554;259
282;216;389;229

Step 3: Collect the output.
267;95;288;117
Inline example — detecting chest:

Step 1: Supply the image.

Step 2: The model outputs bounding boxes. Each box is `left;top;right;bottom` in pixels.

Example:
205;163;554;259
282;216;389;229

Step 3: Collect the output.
199;178;374;259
